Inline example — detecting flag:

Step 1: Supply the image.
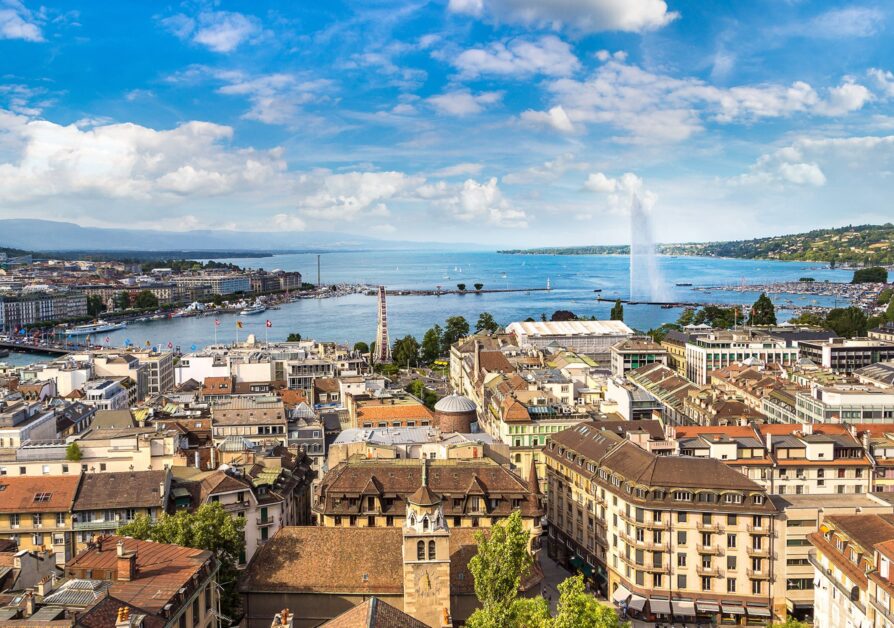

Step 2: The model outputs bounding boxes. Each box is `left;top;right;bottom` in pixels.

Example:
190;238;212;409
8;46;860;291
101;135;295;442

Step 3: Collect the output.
104;336;110;344
265;320;272;328
236;321;243;329
214;319;220;327
190;344;197;351
145;340;151;347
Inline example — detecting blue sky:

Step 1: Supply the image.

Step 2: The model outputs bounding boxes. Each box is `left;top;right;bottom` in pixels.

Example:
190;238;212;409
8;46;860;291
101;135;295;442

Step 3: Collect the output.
1;0;893;247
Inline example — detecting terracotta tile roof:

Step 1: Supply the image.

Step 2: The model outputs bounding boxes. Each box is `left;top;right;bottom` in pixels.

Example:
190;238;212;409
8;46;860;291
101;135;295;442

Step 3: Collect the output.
321;597;427;628
501;397;530;423
73;471;167;512
0;475;81;513
356;403;434;422
278;389;309;408
477;351;513;374
201;376;233;396
66;536;215;615
315;378;340;393
76;595;166;628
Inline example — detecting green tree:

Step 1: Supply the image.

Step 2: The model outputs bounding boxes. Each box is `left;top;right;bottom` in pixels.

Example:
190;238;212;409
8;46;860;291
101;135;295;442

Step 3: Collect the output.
133;290;159;310
392;335;420;368
476;312;500;334
553;575;623;628
65;442;82;461
474;283;484;291
825;307;869;338
119;503;245;617
887;298;894;322
609;299;623;321
551;310;577;321
441;316;470;353
748;292;777;325
113;291;131;310
457;283;467;291
878;287;894;305
787;311;828;327
287;332;302;342
421;325;443;363
852;267;888;283
86;295;105;317
211;293;223;306
676;308;696;326
353;341;370;354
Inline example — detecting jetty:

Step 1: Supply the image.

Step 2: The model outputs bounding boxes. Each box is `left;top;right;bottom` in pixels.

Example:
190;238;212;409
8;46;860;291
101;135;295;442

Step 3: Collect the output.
380;287;552;297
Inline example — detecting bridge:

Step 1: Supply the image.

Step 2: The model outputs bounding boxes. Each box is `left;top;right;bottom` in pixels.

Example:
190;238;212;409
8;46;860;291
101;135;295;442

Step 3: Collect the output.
0;339;101;356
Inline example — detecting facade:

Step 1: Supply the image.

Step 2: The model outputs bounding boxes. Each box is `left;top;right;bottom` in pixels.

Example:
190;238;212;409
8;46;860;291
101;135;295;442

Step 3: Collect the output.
798;337;894;373
544;423;780;622
610;336;669;377
0;475;80;565
81;379;130;411
0;290;88;330
130;349;176;396
505;320;634;356
795;385;894;424
211;397;288;447
172;273;252;295
685;331;799;385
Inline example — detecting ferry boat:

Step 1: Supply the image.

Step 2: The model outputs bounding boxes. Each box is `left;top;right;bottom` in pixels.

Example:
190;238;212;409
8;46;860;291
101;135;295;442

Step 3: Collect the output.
65;320;127;336
240;302;267;315
675;282;693;287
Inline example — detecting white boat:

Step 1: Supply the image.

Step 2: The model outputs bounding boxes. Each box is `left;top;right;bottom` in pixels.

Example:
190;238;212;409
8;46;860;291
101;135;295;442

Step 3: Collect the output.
66;320;127;336
240;303;267;315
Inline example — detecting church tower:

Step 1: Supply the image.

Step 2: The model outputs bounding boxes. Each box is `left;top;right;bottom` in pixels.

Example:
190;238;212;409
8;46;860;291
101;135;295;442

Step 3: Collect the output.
402;462;452;627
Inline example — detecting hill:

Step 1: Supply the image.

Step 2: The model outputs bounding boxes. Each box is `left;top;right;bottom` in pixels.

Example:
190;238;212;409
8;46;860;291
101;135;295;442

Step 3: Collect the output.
500;224;894;266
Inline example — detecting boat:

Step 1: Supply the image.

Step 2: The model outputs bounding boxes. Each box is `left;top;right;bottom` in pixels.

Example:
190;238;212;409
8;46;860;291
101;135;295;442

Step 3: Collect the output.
675;283;693;287
241;303;267;315
66;320;127;336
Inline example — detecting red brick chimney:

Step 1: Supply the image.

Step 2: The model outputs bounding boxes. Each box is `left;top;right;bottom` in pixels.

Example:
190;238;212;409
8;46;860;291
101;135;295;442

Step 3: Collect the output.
116;541;137;582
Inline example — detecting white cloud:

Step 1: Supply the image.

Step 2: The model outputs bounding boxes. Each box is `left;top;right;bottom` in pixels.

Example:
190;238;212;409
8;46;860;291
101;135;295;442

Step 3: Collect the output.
519;105;575;133
296;171;423;221
814;81;873;116
503;153;584;184
272;213;307;231
583;172;618;192
427;89;502;116
869;68;894;98
448;0;677;33
804;7;883;39
431;162;484;177
583;171;657;215
0;0;42;41
161;10;261;53
431;177;527;227
452;35;580;78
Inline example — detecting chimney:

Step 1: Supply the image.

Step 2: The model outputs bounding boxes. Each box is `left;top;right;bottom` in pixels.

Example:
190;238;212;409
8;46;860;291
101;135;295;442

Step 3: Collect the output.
36;574;55;597
116;541;137;582
116;605;131;628
210;446;217;469
24;591;34;617
194;451;200;469
802;423;813;436
271;608;293;628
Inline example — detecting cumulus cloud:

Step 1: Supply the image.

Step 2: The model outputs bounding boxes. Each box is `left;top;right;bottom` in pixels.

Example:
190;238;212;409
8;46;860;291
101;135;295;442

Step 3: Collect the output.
418;177;527;227
160;10;262;53
431;163;484;177
272;214;307;231
503;153;584;184
447;0;677;34
519;105;575;133
296;171;423;221
0;0;42;41
583;171;656;214
452;35;580;78
427;89;502;116
869;68;894;98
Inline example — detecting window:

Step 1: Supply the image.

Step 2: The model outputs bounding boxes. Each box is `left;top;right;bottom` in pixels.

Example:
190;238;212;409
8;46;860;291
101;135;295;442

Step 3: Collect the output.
34;492;51;503
417;540;425;560
32;514;42;526
428;540;436;560
42;465;49;475
677;531;687;545
56;513;65;527
752;580;762;595
677;553;687;567
61;465;68;474
727;556;737;570
32;533;43;546
99;463;106;471
727;578;736;593
192;597;200;627
701;576;712;591
727;534;737;548
10;514;19;528
677;574;687;590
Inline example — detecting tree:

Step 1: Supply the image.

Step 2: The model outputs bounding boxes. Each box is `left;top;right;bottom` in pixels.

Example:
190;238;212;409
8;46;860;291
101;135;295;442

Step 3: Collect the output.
551;310;577;321
119;503;245;617
852;267;888;283
609;300;623;321
787;311;828;327
287;332;302;342
353;341;370;354
211;293;223;306
825;307;868;338
133;290;159;310
474;283;484;291
476;312;500;334
553;575;623;628
878;287;894;305
421;325;442;363
457;283;467;291
86;295;105;317
442;316;470;353
676;308;696;326
65;442;82;461
748;292;777;326
392;335;420;368
113;291;131;310
887;298;894;322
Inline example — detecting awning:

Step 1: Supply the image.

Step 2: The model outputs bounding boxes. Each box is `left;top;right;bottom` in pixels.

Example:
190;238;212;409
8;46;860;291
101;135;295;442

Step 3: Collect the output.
673;600;696;616
570;555;594;577
722;604;746;615
747;606;772;618
629;595;647;612
612;585;631;604
650;598;672;615
697;600;721;613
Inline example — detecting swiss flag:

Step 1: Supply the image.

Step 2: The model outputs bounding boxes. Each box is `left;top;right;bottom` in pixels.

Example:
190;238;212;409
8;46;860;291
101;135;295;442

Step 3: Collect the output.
214;319;220;326
265;320;272;328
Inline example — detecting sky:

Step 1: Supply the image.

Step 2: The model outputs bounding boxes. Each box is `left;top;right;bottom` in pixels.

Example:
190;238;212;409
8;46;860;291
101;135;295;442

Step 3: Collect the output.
1;0;893;247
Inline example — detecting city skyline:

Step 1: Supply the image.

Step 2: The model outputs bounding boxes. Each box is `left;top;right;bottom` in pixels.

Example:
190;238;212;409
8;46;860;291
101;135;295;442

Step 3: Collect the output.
1;1;893;246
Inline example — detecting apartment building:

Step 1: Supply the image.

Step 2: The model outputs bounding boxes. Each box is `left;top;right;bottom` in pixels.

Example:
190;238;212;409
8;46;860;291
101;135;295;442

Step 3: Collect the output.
172;272;251;295
795;384;894;424
0;290;87;330
81;379;130;410
626;362;700;425
610;336;669;377
685;331;799;385
0;475;80;565
798;337;894;374
544;422;780;622
130;349;175;396
211;397;287;447
0;398;57;448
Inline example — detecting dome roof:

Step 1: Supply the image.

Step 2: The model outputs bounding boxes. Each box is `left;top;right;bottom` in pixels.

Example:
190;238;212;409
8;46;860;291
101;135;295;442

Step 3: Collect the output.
434;393;477;414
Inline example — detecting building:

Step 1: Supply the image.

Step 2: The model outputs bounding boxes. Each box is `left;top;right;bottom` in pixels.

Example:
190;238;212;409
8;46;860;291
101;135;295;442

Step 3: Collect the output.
0;475;80;565
610;336;669;377
870;323;894;343
605;377;663;421
685;331;799;385
795;384;894;424
350;395;435;430
71;470;170;551
211;397;287;447
66;536;219;628
798;337;894;374
0;290;87;330
626;362;700;425
81;379;130;411
544;423;780;622
0;398;58;448
130;350;175;397
313;458;542;544
172;272;251;295
808;514;894;628
505;320;633;357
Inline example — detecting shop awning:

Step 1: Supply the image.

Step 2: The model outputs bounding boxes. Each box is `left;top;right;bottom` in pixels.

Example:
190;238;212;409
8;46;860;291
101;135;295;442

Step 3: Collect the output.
650;598;672;615
722;604;746;615
569;555;594;577
611;585;631;604
628;596;647;612
673;600;696;616
697;600;721;613
747;606;772;618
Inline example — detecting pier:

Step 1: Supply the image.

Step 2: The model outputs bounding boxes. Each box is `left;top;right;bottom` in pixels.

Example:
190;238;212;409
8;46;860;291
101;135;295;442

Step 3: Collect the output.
0;339;98;356
382;287;552;297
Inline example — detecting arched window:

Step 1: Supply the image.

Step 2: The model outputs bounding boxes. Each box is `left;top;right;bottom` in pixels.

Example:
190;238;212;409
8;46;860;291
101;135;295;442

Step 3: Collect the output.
422;517;429;532
417;540;425;560
428;540;436;560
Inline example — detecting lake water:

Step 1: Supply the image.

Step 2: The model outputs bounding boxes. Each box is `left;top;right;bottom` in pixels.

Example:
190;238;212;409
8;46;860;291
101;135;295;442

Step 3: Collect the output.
46;251;850;355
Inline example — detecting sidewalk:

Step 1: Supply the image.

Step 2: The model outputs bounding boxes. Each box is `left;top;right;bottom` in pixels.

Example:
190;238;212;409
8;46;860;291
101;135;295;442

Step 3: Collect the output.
536;551;610;613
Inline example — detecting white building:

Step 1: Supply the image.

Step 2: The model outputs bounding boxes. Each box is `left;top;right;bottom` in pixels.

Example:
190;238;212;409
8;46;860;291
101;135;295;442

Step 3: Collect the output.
795;385;894;424
685;331;799;385
82;379;130;411
505;320;633;356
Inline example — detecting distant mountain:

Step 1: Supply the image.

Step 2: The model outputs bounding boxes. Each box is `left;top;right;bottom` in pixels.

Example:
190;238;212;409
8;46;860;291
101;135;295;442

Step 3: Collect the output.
501;224;894;266
0;219;468;252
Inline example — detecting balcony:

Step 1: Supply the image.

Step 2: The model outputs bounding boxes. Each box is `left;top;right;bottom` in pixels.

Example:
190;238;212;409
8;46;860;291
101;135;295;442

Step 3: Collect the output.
696;565;724;577
696;544;724;555
746;524;770;534
256;517;277;527
74;520;125;532
747;569;771;580
644;562;670;574
644;540;670;552
618;510;637;525
644;519;669;530
869;595;894;626
747;545;772;558
222;501;250;513
696;521;722;533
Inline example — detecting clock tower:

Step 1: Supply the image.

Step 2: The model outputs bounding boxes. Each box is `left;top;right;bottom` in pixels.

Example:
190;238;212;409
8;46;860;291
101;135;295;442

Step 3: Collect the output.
402;463;452;627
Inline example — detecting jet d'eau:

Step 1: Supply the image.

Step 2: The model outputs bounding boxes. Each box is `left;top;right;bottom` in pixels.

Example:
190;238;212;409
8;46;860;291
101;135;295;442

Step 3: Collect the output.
628;194;670;302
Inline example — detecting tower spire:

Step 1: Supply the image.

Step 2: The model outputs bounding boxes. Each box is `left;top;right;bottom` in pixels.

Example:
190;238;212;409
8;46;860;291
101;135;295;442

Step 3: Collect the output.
374;285;391;363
